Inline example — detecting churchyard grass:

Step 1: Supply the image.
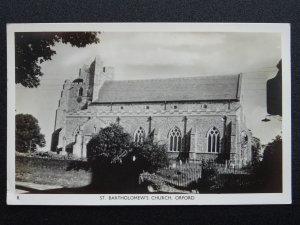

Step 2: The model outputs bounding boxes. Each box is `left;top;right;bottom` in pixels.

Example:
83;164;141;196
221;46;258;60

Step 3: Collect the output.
16;155;91;188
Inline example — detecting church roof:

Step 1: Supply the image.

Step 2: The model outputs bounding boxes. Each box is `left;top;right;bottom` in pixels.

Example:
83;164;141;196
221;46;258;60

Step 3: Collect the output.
95;74;241;103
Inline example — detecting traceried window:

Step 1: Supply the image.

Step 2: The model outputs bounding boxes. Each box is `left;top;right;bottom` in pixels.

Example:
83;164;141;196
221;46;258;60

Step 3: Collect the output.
78;87;83;96
207;127;220;153
168;127;182;152
134;127;145;143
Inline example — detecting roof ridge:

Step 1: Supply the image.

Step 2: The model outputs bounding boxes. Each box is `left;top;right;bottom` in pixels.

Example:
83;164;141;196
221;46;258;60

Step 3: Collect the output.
104;74;240;83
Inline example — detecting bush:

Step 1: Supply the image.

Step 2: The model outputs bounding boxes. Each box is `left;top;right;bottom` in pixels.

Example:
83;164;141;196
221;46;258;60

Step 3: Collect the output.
85;123;169;193
130;139;169;173
251;137;262;166
87;123;168;172
190;165;252;193
139;172;166;192
193;164;219;193
87;123;131;163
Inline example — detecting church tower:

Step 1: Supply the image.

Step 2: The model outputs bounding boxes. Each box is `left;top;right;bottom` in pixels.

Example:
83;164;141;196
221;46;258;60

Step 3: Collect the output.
51;56;114;152
54;56;114;130
89;56;114;102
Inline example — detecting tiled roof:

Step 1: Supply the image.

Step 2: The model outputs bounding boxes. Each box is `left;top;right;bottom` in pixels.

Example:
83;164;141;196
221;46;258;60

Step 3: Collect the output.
95;74;241;103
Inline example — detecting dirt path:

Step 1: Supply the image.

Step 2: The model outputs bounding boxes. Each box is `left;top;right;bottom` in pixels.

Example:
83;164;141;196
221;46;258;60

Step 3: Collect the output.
15;181;63;193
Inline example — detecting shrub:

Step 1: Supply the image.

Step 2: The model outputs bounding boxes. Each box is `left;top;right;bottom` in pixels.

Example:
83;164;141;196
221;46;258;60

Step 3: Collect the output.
195;164;219;192
130;139;169;173
87;124;169;172
87;123;131;163
251;136;262;167
190;165;252;193
85;124;169;192
139;172;166;192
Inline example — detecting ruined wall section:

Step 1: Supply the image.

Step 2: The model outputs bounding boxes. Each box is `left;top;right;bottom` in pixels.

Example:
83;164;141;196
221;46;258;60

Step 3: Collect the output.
79;64;94;101
52;57;114;153
54;80;71;131
67;81;90;112
90;57;114;102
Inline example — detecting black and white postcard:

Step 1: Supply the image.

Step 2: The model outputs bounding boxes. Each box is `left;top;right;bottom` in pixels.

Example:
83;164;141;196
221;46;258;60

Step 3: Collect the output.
7;23;291;205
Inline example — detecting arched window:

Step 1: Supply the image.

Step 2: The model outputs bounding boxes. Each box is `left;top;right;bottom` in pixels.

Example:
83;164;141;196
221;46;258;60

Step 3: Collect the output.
168;127;182;152
78;87;83;96
134;127;145;143
207;127;220;153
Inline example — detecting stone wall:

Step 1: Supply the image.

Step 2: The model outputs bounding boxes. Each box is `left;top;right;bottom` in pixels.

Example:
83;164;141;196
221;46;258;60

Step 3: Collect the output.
54;81;70;131
67;82;90;112
65;116;90;145
53;80;251;165
62;100;243;163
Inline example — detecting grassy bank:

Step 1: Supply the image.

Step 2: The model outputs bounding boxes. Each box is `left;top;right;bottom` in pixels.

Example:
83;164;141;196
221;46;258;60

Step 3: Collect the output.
16;156;92;188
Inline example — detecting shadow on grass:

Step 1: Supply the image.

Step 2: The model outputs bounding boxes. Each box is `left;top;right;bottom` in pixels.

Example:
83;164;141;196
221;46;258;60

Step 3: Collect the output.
16;158;152;194
16;183;150;194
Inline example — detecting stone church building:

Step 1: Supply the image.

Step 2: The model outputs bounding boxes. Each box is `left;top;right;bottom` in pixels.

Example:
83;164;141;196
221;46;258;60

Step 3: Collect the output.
51;57;252;166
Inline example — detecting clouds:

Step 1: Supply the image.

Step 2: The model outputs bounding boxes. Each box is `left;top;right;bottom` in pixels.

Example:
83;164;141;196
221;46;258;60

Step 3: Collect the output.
97;32;281;78
16;31;282;149
40;32;281;80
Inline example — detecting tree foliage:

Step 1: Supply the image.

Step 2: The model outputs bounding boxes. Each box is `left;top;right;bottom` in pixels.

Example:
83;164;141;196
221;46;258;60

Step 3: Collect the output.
15;114;46;152
86;123;169;172
131;140;169;173
261;135;282;190
262;135;282;164
87;123;131;163
15;32;100;87
86;123;168;192
250;135;282;192
251;136;262;165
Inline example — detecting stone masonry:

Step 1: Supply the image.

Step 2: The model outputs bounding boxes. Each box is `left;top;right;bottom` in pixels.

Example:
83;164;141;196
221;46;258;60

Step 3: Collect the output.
51;57;252;166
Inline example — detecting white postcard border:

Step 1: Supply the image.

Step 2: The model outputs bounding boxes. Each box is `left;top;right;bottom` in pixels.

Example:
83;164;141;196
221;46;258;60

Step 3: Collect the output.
7;23;291;205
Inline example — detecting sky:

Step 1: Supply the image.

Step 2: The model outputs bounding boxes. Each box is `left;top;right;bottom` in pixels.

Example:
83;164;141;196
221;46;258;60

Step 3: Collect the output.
15;32;282;150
